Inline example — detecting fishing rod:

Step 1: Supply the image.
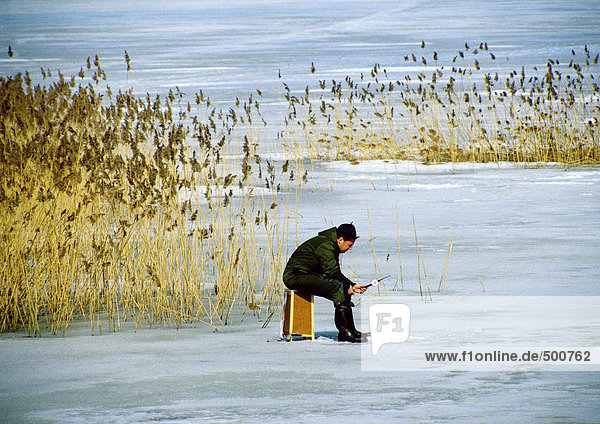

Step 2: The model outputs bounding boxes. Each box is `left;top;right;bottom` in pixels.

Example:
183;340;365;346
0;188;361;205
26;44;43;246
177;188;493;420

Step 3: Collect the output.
363;275;390;288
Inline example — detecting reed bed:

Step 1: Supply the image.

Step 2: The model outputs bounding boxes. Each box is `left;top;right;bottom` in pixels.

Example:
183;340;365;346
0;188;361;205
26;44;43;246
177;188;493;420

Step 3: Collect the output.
3;42;596;335
0;59;299;336
282;44;599;165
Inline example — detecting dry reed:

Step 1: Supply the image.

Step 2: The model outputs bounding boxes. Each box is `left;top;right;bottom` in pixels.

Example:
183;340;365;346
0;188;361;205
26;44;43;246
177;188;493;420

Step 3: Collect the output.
281;44;599;165
0;59;296;335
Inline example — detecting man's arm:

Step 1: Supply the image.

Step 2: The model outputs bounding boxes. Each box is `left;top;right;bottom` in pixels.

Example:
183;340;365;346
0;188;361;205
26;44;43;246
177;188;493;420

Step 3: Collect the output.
314;241;354;286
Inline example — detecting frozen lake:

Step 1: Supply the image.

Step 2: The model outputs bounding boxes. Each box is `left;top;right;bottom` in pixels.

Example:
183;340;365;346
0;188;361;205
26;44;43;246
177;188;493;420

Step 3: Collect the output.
1;0;600;422
1;160;598;423
2;0;600;125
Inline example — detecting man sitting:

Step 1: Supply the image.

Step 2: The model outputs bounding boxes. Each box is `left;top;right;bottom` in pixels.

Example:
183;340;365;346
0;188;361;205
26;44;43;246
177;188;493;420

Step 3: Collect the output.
283;223;368;343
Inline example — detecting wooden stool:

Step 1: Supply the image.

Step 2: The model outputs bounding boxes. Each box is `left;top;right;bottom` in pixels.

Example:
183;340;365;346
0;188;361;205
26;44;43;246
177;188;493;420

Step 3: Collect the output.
282;289;314;340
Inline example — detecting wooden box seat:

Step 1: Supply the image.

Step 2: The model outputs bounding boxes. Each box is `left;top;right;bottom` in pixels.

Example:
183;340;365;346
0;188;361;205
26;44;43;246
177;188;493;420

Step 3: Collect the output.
282;289;314;340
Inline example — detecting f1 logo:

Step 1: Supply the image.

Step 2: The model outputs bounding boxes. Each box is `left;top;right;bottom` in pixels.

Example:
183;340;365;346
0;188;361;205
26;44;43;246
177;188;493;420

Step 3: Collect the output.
369;304;411;355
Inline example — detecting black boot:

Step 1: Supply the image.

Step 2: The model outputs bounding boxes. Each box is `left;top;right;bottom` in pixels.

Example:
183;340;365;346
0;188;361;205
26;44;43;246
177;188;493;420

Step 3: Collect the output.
350;324;370;341
345;294;371;342
343;290;369;341
334;302;363;343
346;308;370;342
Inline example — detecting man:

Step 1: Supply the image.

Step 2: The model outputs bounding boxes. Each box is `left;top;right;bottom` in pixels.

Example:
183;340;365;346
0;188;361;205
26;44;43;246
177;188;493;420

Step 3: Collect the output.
283;223;368;343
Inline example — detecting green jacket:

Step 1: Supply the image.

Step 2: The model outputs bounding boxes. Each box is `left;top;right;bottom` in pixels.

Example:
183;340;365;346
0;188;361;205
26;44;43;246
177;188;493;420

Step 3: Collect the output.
283;227;354;286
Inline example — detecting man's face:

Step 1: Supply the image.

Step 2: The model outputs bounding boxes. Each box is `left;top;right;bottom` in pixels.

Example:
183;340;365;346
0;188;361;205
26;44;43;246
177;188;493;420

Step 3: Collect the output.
337;237;355;253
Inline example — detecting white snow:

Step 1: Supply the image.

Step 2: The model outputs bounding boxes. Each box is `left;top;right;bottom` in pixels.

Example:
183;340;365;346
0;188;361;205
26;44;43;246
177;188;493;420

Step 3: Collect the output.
1;0;600;422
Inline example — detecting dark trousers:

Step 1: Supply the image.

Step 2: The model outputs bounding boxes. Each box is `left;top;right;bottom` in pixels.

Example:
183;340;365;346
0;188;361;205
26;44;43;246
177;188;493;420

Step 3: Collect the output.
283;273;349;304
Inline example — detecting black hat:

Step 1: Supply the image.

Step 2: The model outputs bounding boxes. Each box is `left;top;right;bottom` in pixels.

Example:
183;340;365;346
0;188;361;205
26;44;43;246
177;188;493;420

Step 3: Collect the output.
337;223;358;240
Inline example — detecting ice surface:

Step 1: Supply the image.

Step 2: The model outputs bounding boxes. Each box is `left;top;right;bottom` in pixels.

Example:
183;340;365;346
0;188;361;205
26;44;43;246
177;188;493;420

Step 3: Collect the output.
2;160;598;423
360;295;600;371
296;161;599;297
1;1;600;422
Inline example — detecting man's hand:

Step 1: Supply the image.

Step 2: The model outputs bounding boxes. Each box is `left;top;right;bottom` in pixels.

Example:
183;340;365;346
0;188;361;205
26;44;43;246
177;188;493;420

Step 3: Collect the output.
348;284;367;295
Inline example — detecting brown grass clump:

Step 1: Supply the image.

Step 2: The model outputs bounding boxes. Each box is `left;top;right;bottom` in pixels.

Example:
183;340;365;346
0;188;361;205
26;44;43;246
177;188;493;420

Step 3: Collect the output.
281;44;599;165
0;59;295;335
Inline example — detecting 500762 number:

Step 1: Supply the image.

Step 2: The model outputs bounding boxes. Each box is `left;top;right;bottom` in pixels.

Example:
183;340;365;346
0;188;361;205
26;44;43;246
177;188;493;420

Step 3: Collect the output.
541;350;591;362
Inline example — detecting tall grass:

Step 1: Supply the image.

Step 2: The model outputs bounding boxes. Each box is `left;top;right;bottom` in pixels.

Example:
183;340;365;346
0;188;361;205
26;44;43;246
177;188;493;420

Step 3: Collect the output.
3;42;597;335
0;59;296;335
281;44;599;165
